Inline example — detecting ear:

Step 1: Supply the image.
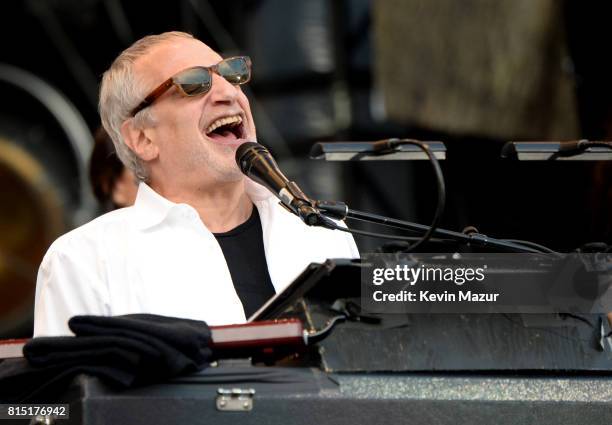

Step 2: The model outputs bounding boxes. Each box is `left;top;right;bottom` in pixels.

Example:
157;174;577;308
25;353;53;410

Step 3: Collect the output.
120;118;159;162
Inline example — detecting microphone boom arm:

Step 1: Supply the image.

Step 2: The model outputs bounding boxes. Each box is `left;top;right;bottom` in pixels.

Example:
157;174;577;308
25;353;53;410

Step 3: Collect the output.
316;200;552;254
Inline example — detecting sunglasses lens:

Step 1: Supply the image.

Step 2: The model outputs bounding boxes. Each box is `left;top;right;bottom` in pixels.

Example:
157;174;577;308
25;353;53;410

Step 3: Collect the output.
171;58;250;99
218;57;251;85
175;67;212;96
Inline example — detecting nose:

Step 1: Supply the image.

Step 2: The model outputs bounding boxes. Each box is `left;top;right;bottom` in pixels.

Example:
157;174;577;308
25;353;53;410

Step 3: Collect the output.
208;72;240;105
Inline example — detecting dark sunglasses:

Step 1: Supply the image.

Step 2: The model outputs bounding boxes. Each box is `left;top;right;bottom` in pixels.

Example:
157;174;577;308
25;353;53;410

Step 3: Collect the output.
130;56;252;116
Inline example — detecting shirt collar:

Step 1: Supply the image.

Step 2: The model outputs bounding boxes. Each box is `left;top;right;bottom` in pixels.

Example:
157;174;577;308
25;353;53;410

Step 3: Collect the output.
132;178;274;230
132;182;177;230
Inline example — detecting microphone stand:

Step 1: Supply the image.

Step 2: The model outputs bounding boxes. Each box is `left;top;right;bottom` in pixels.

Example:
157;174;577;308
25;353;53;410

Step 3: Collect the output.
315;201;549;254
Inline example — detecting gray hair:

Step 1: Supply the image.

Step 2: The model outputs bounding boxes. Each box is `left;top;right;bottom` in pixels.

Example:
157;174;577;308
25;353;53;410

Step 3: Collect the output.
99;31;195;182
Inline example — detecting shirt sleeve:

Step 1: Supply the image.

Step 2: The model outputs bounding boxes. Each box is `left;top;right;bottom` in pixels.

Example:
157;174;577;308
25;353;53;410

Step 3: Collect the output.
33;240;110;337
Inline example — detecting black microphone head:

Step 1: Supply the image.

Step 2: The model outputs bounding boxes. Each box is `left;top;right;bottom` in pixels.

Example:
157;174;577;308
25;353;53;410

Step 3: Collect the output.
234;141;319;225
234;141;289;194
235;141;268;174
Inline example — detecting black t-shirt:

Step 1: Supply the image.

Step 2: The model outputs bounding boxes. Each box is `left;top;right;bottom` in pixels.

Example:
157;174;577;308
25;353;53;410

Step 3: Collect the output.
213;207;276;318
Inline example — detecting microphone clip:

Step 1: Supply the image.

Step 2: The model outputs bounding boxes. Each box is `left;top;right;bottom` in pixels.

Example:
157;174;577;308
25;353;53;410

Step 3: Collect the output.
279;181;322;226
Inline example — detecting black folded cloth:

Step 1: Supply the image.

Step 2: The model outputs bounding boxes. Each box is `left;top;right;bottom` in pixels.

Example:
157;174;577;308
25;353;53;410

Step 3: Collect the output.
0;314;212;402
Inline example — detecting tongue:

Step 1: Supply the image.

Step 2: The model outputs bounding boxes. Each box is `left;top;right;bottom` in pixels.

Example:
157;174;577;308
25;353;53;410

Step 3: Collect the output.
208;129;238;142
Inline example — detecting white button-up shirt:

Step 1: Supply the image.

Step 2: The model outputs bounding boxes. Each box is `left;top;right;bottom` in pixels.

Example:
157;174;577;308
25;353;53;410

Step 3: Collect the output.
33;180;359;336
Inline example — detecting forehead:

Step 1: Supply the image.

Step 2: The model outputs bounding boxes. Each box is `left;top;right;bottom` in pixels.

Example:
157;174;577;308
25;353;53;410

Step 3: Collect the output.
134;38;222;89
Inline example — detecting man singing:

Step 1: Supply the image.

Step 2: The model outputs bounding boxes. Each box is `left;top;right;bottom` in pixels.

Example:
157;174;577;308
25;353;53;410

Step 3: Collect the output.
34;31;358;336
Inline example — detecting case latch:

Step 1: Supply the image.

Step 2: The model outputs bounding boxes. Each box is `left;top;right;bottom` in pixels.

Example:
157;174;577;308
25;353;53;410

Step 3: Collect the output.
216;388;256;412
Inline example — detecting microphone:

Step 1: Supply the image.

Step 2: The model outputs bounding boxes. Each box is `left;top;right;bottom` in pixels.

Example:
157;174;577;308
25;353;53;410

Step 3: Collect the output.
235;142;323;226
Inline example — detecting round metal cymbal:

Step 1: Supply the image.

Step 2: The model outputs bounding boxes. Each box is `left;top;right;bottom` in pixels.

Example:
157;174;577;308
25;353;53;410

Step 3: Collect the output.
0;138;65;336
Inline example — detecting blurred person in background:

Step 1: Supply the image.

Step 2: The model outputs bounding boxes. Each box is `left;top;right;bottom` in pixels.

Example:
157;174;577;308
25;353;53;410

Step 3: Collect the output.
89;126;138;210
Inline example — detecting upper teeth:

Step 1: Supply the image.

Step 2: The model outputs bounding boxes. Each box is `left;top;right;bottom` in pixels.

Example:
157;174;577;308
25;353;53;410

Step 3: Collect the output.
206;115;242;134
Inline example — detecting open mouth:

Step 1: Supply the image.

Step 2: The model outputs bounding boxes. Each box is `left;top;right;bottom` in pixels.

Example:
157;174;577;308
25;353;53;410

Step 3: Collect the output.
205;114;245;145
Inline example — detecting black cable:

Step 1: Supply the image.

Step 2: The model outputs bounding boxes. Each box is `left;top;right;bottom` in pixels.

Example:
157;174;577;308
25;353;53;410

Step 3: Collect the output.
316;139;558;254
502;239;558;254
306;315;346;345
347;213;426;234
552;140;612;159
559;140;612;154
581;141;612;149
376;139;446;252
322;220;443;242
558;313;595;329
318;206;555;252
500;313;596;345
376;240;460;253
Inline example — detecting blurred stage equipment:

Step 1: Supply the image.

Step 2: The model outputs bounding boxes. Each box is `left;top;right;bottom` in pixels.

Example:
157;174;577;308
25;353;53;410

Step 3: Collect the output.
0;65;95;337
502;140;612;160
373;0;579;140
243;0;348;149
